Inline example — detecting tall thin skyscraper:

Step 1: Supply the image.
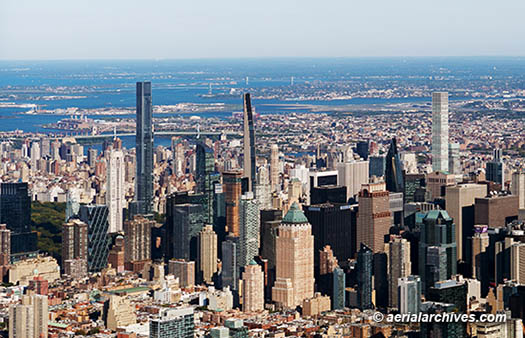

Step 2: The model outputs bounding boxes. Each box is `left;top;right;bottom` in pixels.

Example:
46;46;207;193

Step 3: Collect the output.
243;93;256;192
198;225;217;284
135;81;153;215
432;92;449;172
511;171;525;210
356;243;373;310
107;148;125;233
270;144;279;192
239;192;260;269
223;171;243;236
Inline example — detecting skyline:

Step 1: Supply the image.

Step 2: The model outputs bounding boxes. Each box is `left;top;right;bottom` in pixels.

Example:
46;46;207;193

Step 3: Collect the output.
2;0;525;60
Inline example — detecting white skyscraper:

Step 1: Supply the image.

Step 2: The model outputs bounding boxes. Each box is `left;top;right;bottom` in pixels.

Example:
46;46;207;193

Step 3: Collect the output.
270;144;279;192
107;149;125;233
239;192;260;269
432;92;449;172
511;171;525;210
336;160;369;200
30;141;40;172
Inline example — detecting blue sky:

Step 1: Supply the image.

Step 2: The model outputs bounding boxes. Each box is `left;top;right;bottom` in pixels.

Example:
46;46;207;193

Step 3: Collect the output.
1;0;524;59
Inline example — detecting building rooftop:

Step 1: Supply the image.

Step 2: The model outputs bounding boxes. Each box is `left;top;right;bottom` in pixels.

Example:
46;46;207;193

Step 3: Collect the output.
282;202;309;224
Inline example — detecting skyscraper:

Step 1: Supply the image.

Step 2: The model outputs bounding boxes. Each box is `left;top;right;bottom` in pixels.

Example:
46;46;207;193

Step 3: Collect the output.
9;303;33;338
486;149;505;187
195;142;217;224
270;144;279;192
242;260;264;312
165;201;204;262
336;160;369;200
243;93;256;192
511;171;525;210
0;224;10;278
355;140;369;160
418;210;457;293
221;237;239;291
332;267;346;310
356;182;391;253
304;203;356;270
124;215;154;264
107;147;125;233
0;182;37;255
79;205;110;272
448;143;461;175
61;219;88;277
398;275;421;314
272;203;314;308
9;294;49;338
387;237;411;309
385;138;404;193
432;92;449;172
356;243;373;310
238;192;260;269
445;183;487;261
198;225;217;284
135;81;153;215
223;171;243;236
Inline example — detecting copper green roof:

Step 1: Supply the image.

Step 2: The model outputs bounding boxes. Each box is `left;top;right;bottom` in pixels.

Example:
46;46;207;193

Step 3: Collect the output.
424;209;452;221
282;202;309;224
249;259;257;265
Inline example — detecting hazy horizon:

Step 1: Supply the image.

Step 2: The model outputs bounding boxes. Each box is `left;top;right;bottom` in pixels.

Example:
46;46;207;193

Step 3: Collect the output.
2;0;525;60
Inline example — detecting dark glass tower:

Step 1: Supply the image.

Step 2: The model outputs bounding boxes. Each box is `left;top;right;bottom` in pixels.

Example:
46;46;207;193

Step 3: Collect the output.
196;142;218;224
0;182;31;234
79;205;110;272
355;140;369;160
165;194;205;261
418;210;457;293
242;93;256;192
135;81;153;215
0;182;37;256
385;138;404;193
357;243;373;310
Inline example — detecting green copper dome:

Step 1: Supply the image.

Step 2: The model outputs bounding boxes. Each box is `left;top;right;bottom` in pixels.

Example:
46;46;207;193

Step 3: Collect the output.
282;202;309;224
249;259;258;266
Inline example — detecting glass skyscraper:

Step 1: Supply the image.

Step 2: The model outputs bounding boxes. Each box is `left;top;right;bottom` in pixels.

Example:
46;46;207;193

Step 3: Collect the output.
135;81;153;215
385;138;404;194
0;182;37;256
242;93;256;192
79;205;110;272
357;243;373;310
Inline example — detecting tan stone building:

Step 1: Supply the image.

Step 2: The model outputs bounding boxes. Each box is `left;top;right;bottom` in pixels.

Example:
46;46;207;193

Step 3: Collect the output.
198;225;217;284
272;203;314;308
427;171;456;200
9;256;60;286
356;182;391;253
168;259;195;288
445;183;487;260
511;241;525;284
9;294;48;338
387;236;411;309
124;215;154;264
302;293;331;317
242;261;264;312
105;295;137;331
